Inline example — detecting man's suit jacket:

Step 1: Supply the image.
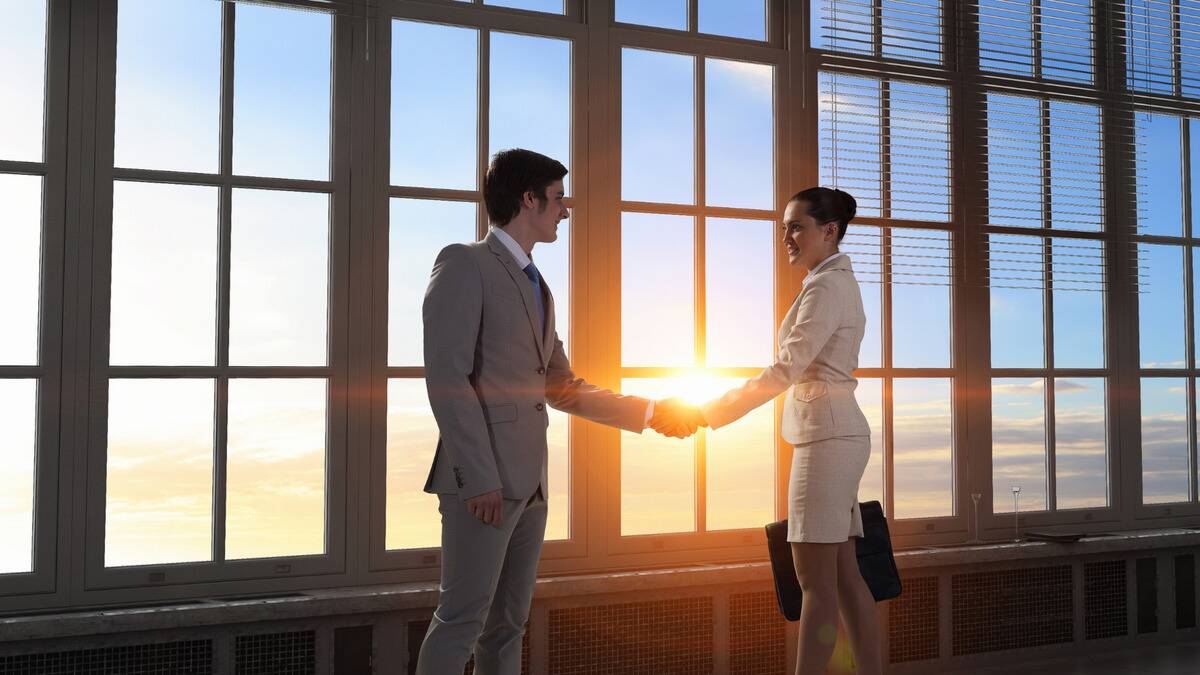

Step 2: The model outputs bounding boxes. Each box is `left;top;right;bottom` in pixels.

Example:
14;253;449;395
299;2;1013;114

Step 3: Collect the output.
423;230;650;501
701;254;870;444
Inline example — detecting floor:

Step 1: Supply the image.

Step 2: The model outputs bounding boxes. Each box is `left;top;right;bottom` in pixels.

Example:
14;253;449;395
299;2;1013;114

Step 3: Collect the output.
951;640;1200;675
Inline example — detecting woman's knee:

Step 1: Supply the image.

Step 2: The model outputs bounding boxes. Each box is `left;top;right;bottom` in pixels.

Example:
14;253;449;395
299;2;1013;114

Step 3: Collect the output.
791;542;840;596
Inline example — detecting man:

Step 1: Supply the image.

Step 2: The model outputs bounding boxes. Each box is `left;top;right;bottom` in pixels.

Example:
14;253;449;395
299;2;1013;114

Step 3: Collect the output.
418;148;703;674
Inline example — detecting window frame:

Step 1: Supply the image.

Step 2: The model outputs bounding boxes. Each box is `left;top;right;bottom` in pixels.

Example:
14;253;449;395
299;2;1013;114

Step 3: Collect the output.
0;0;69;602
78;0;353;598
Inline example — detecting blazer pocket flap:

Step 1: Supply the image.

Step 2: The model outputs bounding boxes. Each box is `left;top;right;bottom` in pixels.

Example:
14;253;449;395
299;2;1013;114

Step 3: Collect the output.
484;403;518;424
793;382;828;402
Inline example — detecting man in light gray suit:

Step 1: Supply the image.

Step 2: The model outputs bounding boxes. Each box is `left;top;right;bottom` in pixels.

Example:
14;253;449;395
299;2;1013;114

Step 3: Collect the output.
417;148;702;674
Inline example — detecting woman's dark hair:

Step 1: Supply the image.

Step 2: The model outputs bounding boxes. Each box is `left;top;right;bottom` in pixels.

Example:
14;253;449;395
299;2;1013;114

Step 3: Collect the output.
790;187;856;241
484;148;568;227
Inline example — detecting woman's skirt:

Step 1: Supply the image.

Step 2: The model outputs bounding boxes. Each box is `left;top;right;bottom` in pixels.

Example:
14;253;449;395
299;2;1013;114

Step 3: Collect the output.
786;435;871;543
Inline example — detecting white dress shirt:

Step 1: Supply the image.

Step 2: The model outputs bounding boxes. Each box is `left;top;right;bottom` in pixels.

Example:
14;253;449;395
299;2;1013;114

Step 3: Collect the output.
490;226;656;426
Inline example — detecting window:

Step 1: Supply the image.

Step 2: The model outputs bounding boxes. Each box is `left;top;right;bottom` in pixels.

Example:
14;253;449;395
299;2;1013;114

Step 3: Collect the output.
982;90;1110;515
616;0;768;42
812;0;943;64
619;46;777;537
979;0;1095;84
1124;0;1200;97
1134;112;1200;505
384;20;574;553
98;0;337;577
819;70;955;520
0;0;52;586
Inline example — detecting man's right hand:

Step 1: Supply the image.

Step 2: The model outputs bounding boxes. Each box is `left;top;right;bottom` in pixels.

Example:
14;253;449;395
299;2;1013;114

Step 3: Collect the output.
465;489;504;526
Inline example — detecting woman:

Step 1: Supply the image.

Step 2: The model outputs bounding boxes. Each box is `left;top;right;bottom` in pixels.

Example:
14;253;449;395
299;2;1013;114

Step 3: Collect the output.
700;187;880;675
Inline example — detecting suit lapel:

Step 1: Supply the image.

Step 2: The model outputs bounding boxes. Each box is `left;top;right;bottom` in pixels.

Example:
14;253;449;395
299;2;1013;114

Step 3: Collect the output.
485;232;546;361
541;283;556;362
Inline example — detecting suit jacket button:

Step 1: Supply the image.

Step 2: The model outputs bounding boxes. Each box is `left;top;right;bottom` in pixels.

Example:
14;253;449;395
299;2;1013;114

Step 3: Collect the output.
537;367;546;374
535;403;545;411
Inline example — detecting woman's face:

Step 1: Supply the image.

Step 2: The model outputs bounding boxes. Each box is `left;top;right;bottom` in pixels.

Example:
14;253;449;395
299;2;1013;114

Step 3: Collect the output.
782;199;838;269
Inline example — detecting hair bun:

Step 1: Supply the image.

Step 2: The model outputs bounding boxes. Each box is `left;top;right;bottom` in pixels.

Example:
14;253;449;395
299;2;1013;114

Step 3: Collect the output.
836;189;857;223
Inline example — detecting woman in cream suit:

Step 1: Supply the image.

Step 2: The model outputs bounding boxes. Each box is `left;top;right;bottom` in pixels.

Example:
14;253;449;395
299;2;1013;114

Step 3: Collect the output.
701;187;880;675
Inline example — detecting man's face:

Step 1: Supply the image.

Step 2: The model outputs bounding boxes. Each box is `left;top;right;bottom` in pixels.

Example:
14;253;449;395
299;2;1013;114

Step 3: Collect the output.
528;179;569;243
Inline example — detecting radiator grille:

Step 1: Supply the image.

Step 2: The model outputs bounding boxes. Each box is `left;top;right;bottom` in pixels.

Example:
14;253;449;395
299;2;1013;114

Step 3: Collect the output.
952;565;1073;655
729;591;786;675
1084;559;1128;640
0;640;212;675
234;631;315;675
547;597;713;674
888;576;939;663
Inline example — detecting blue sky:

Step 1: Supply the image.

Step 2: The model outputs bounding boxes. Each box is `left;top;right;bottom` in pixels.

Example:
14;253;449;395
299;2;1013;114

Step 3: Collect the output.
8;0;1200;570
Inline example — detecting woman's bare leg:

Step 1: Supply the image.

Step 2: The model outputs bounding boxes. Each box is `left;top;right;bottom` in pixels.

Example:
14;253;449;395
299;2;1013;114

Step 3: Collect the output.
835;538;882;675
791;542;841;675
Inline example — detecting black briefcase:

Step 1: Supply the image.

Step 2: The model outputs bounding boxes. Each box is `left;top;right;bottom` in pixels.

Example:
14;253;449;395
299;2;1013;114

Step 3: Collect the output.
765;501;902;621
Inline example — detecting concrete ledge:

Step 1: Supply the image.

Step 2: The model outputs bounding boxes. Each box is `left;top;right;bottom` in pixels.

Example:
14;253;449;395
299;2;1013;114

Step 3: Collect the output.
3;527;1198;643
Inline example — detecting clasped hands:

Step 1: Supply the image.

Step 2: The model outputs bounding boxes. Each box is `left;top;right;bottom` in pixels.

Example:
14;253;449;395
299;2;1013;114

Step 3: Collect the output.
648;398;708;438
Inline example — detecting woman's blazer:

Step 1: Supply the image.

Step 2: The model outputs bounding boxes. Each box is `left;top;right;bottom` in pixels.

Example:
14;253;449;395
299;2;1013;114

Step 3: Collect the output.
702;254;871;444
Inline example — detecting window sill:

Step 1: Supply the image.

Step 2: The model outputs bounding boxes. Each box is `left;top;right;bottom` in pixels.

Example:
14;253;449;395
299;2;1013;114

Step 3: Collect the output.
3;527;1198;643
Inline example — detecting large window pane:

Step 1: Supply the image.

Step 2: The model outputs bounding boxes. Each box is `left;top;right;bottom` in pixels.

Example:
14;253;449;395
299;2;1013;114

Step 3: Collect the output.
1138;244;1186;369
980;0;1034;76
881;0;942;63
1050;101;1103;232
856;378;884;505
892;378;953;519
110;182;218;366
705;58;773;209
226;379;326;560
0;380;36;574
889;81;951;221
706;219;773;367
1053;240;1105;369
622;49;694;204
114;0;220;172
1055;378;1108;509
818;73;882;217
388;199;476;367
621;378;694;536
707;378;774;531
490;33;570;193
0;174;42;366
616;0;687;31
392;21;478;189
0;0;47;161
229;189;329;366
232;3;331;180
992;378;1047;513
892;231;951;368
1042;0;1094;83
811;0;873;54
485;0;563;12
105;379;214;567
699;0;766;41
385;379;440;550
842;228;882;368
546;407;570;542
622;213;694;367
990;235;1044;369
1135;113;1183;237
986;94;1042;229
1141;378;1189;504
1126;0;1175;94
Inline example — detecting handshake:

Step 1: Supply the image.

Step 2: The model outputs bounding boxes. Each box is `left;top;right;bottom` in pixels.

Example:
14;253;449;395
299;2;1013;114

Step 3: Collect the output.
648;398;708;439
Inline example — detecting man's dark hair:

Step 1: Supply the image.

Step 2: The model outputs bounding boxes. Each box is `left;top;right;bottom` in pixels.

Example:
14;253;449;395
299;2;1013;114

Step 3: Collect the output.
484;149;568;227
790;187;857;241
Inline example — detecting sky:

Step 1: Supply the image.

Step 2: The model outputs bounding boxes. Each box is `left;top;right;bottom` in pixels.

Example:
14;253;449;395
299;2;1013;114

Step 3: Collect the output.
2;0;1199;573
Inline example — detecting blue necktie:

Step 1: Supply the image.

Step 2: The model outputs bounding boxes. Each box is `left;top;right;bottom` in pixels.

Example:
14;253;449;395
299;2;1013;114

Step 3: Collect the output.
522;262;545;333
